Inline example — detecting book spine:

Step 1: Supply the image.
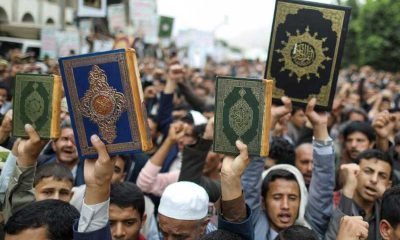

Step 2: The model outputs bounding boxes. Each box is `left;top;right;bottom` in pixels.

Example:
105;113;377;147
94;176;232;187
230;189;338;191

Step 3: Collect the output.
260;80;273;157
125;49;153;152
50;75;62;139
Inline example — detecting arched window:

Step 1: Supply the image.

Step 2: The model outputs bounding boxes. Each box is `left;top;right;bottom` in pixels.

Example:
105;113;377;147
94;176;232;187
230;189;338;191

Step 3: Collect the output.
0;7;8;24
22;13;34;23
46;18;55;24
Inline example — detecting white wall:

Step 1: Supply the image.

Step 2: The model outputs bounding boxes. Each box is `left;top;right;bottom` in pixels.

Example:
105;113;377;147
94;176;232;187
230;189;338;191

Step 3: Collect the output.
0;0;13;23
42;1;60;25
18;0;39;23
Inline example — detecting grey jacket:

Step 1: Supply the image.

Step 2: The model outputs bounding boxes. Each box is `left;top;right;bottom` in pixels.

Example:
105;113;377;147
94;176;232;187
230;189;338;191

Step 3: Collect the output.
325;195;381;240
242;141;335;240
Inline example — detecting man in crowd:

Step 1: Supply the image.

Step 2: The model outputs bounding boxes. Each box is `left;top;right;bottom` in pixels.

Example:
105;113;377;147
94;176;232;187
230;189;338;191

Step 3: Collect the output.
341;121;375;164
294;143;313;188
287;108;307;144
158;140;253;240
242;97;335;239
4;128;115;239
109;182;147;240
325;149;393;239
38;120;83;186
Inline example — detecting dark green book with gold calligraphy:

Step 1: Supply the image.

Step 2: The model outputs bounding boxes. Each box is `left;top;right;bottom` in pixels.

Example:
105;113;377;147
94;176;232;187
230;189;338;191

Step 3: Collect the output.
265;0;351;111
213;76;273;157
13;74;62;139
58;48;153;159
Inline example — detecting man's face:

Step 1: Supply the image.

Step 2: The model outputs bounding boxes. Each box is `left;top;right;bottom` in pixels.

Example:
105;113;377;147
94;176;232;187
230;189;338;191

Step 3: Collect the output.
295;145;313;186
355;159;392;203
111;156;126;184
34;177;73;202
264;179;300;232
291;110;307;129
345;132;373;160
158;214;208;240
5;227;48;240
109;205;145;240
52;128;78;165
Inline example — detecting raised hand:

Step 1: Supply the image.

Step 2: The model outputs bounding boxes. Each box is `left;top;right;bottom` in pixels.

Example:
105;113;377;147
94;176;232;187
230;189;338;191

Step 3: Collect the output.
271;96;292;130
202;117;214;140
373;110;396;152
221;140;249;201
168;64;185;83
13;124;46;167
84;134;115;205
372;110;395;139
221;140;249;177
305;98;329;141
167;121;187;143
0;110;12;144
336;216;369;240
340;163;360;198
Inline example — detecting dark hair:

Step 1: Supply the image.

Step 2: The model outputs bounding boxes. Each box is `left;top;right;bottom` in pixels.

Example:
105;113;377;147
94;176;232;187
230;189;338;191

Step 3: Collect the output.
4;199;79;240
274;225;318;240
110;182;145;218
291;107;304;116
269;137;295;166
203;104;215;113
355;149;393;178
381;186;400;228
262;169;298;198
342;107;368;122
34;163;73;187
200;229;243;240
343;121;375;142
60;119;72;130
116;154;130;173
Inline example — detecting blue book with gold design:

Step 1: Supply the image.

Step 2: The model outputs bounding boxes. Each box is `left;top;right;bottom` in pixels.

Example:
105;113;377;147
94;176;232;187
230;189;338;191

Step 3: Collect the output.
59;48;153;159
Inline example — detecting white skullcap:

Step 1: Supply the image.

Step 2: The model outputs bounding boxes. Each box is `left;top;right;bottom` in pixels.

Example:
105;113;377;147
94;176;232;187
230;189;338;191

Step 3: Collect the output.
190;110;207;126
159;181;209;220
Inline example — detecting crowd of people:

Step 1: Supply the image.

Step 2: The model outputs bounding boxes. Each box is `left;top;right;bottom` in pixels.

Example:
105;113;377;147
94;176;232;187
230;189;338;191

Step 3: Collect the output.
0;43;399;240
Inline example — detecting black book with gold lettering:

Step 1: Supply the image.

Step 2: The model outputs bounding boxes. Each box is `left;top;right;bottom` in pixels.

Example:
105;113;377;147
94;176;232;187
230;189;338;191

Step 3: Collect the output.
265;0;351;111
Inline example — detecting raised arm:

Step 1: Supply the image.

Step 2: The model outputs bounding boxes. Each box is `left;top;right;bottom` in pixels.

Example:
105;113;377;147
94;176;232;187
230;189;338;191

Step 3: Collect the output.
157;64;180;137
304;98;336;237
136;122;185;195
3;124;46;222
372;110;395;152
219;140;253;240
73;134;114;238
178;117;221;202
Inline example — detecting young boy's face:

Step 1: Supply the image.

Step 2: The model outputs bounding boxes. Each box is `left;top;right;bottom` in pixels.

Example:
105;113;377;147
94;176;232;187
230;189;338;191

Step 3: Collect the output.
34;177;73;202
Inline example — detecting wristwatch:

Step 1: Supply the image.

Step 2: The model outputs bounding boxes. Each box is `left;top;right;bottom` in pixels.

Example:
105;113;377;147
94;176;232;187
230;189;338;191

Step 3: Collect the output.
313;136;333;146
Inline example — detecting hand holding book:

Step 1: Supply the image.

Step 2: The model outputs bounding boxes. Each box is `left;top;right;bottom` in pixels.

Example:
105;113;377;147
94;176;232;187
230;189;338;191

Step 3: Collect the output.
13;124;46;168
84;134;115;205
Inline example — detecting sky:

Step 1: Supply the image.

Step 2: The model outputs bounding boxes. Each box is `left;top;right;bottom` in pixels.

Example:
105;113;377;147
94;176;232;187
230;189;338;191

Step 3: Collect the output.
157;0;337;56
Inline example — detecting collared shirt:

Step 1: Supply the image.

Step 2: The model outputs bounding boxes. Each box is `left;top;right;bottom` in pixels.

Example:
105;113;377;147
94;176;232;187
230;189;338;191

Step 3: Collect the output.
340;195;381;240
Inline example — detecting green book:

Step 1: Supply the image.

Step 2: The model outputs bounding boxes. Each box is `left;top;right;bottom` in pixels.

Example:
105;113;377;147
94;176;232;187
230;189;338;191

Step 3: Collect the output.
213;76;273;157
13;74;62;139
159;16;174;38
